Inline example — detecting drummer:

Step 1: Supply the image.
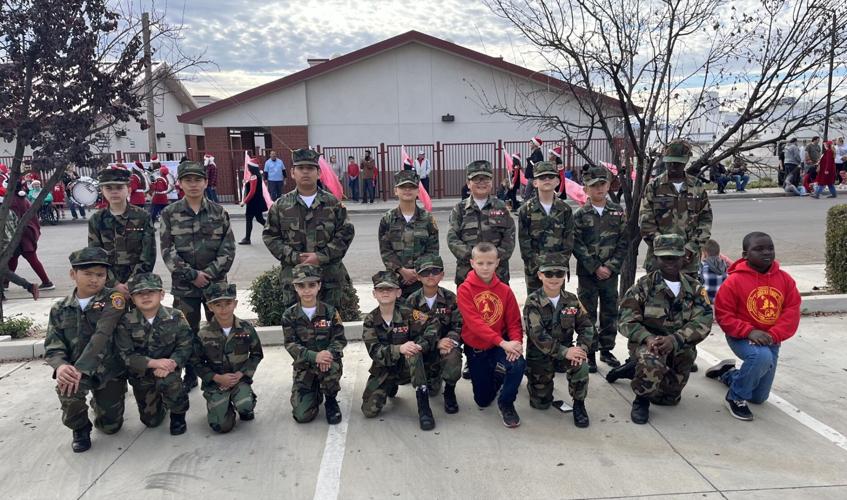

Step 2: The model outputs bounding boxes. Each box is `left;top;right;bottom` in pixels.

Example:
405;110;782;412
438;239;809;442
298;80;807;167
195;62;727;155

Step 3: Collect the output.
87;167;156;296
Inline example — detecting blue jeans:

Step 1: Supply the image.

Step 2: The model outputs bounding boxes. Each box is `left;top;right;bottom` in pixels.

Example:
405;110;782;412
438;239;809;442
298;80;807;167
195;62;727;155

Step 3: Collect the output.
465;345;526;408
733;174;749;191
362;179;375;203
348;177;359;201
205;186;218;203
814;183;836;197
268;180;284;201
721;336;780;403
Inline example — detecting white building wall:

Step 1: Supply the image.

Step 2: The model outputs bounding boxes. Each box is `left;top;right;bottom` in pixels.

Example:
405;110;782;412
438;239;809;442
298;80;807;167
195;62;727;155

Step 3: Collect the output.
201;82;308;128
106;88;195;155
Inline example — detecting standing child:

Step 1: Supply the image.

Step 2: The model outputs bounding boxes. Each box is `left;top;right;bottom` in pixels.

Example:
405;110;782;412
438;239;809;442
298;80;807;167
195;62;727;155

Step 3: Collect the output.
282;264;347;424
699;239;728;303
706;232;801;421
52;181;66;219
116;273;192;435
457;242;526;428
192;283;264;433
523;254;594;428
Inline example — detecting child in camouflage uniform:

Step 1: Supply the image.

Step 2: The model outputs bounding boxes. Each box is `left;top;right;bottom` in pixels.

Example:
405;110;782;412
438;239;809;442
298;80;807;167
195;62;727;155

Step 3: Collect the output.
192;283;264;433
45;247;128;453
361;270;439;431
523;254;595;428
406;255;463;414
282;264;347;425
116;273;193;435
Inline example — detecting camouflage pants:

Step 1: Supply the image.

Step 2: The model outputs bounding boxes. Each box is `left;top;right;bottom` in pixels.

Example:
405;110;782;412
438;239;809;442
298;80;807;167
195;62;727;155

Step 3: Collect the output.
291;362;343;423
281;282;343;311
56;376;127;433
423;346;462;394
361;354;426;418
630;343;697;405
203;381;257;433
128;371;189;427
526;357;589;408
173;295;212;381
577;274;620;352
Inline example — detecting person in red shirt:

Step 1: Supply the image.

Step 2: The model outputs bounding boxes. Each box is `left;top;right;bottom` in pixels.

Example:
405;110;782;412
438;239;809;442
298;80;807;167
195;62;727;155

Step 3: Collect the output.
457;242;525;428
149;166;171;223
129;161;148;207
706;232;801;421
52;181;66;219
346;156;360;201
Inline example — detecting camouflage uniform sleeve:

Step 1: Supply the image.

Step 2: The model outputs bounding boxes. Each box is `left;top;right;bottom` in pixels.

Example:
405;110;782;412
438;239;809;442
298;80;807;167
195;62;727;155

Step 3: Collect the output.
317;202;354;265
517;205;535;265
114;318;149;376
160;208;197;282
170;310;194;369
282;309;317;365
447;299;463;345
426;213;439;256
241;324;264;381
523;298;567;360
262;202;300;265
446;205;471;261
74;291;126;376
673;285;714;348
639;184;657;242
329;308;347;358
378;214;403;271
605;210;629;274
562;206;574;261
362;313;398;366
44;304;70;373
191;335;215;385
574;303;596;353
202;209;236;280
133;212;156;279
618;281;653;346
497;206;516;260
412;309;438;353
572;211;600;274
87;213;102;247
688;193;713;255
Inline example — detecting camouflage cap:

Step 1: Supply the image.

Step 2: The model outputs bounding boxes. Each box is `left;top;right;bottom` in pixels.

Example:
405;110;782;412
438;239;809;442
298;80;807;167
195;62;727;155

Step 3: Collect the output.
538;253;569;273
662;140;693;165
127;272;163;294
653;234;686;257
203;282;238;303
97;168;131;185
466;160;494;179
292;263;322;284
415;254;444;273
372;270;400;289
69;247;111;267
177;161;207;180
533;161;558;177
584;166;610;186
292;148;320;167
394;170;420;188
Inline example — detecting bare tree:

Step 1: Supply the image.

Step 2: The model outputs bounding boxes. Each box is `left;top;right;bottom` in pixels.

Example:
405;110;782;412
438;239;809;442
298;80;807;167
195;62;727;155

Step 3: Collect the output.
483;0;847;292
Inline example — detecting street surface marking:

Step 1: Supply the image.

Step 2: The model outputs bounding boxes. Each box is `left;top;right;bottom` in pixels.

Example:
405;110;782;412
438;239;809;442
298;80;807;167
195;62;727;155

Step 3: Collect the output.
312;361;358;500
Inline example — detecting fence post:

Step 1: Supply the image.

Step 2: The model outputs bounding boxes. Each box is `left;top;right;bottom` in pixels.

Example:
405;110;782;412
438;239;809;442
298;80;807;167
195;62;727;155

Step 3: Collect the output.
436;141;442;199
379;142;387;201
497;139;503;183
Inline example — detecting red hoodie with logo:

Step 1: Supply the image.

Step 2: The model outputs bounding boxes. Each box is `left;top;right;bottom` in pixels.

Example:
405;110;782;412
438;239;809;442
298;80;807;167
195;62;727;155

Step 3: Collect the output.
714;259;801;344
457;270;523;350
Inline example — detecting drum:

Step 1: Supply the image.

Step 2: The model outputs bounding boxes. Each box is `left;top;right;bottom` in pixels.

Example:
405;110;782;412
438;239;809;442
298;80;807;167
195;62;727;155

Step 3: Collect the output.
69;176;99;206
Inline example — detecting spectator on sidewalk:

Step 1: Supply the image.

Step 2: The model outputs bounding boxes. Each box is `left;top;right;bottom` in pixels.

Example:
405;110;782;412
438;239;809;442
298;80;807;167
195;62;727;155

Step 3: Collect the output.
525;136;543;200
204;155;219;202
239;157;268;245
804;136;821;184
329;155;344;190
709;161;730;194
783;138;802;187
346;155;360;201
812;140;837;199
783;165;807;196
63;166;86;220
506;153;522;213
264;151;286;201
360;150;377;204
414;151;432;194
729;158;749;192
834;137;847;185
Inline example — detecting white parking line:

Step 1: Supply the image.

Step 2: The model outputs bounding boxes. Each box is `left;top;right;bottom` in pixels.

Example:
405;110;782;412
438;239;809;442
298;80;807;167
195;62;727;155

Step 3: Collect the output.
312;364;358;500
698;349;847;453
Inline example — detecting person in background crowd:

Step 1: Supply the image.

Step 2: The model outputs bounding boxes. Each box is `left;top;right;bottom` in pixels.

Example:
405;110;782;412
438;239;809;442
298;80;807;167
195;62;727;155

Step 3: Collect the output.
783;165;807;196
149;166;172;222
804;136;821;185
507;153;522;213
549;146;567;200
204;155;219;202
360;150;377;204
63;166;86;220
699;239;728;303
26;180;52;205
264;151;286;201
525;136;543;200
10;181;54;290
729;157;749;192
414;150;432;194
836;137;847;187
239;157;268;245
783;138;802;188
346;155;360;201
812;140;837;199
52;181;66;219
129;161;148;208
709;160;730;194
0;185;40;300
776;142;786;186
329;155;345;196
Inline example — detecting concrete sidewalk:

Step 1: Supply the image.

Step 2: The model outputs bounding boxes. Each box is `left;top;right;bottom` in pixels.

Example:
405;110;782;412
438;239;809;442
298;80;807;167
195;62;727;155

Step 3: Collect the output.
1;315;846;499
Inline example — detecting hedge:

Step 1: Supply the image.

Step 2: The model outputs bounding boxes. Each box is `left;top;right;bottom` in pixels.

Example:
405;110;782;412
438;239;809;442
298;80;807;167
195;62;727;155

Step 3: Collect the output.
825;204;847;293
0;314;36;339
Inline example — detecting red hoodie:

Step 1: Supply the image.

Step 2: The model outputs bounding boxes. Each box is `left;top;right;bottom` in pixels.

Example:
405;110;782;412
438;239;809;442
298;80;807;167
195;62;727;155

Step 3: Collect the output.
458;270;523;350
714;259;801;344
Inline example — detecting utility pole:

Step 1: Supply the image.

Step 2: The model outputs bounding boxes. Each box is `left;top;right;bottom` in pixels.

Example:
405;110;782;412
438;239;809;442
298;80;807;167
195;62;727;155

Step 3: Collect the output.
142;12;157;157
824;12;836;142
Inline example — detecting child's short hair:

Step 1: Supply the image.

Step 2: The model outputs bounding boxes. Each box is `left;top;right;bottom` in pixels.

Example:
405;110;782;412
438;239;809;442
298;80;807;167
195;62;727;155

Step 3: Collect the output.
742;231;772;251
72;263;108;271
704;239;721;256
471;242;498;259
347;155;354;160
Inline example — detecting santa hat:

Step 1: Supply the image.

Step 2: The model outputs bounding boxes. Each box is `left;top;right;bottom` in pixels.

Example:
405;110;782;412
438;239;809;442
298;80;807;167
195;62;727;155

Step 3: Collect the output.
531;136;543;147
247;157;259;168
0;163;7;174
159;165;169;175
204;154;216;166
133;160;145;170
511;152;522;160
550;146;562;158
150;154;158;161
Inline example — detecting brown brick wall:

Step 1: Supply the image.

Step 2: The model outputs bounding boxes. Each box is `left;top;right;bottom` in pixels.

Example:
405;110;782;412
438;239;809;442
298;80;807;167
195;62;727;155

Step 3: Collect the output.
269;126;308;192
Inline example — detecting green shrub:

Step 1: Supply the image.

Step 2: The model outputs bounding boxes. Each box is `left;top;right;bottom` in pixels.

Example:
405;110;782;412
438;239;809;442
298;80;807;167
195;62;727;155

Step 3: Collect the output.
0;314;36;339
825;204;847;293
249;266;362;326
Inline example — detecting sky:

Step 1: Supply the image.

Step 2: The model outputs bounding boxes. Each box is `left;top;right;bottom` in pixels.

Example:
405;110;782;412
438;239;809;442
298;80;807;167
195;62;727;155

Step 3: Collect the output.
143;0;538;99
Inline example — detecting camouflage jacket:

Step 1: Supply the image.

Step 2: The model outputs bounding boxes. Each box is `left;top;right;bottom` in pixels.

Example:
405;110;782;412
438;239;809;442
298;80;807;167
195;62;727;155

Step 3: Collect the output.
282;301;347;369
262;188;355;287
523;288;595;361
406;286;463;345
378;206;439;271
44;287;128;380
159;198;235;297
640;173;712;255
192;316;264;390
115;305;193;377
88;204;156;286
447;195;515;283
362;302;438;368
618;271;713;349
572;201;628;276
518;195;573;276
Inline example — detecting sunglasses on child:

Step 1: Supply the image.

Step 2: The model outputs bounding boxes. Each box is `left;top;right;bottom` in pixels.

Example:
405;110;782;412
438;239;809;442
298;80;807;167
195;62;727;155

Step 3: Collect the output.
542;270;566;278
536;174;558;181
418;268;443;277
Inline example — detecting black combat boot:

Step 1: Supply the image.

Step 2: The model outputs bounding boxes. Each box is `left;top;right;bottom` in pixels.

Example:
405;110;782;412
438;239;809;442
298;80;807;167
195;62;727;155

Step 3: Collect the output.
183;365;198;392
238;410;255;421
572;400;590;428
416;387;436;431
606;358;636;383
72;423;92;453
325;396;342;425
631;396;650;425
387;383;399;398
587;351;598;373
443;383;459;414
169;413;187;436
599;350;621;368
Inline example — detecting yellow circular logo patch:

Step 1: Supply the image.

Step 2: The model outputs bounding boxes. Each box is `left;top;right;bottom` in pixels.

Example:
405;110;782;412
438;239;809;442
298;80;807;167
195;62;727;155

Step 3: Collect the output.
745;286;783;325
